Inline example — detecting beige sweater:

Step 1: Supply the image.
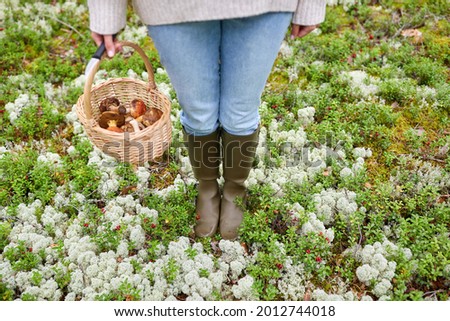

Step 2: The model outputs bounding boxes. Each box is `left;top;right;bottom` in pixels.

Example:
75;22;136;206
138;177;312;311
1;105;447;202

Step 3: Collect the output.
88;0;327;35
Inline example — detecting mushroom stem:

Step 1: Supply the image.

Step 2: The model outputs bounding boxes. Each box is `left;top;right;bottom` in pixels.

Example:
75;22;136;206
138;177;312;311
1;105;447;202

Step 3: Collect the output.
129;119;141;132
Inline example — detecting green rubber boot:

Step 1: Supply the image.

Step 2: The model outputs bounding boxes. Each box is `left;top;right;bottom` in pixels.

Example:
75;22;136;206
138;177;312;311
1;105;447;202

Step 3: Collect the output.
220;128;259;240
184;129;221;237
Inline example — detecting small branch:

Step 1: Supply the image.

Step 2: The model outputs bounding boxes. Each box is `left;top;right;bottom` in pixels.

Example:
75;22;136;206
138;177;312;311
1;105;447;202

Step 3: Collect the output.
358;225;364;246
422;155;446;163
423;289;445;297
43;14;85;39
392;21;426;38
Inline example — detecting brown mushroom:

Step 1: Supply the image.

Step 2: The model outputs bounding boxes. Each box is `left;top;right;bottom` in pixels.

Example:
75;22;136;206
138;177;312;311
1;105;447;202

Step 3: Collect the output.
106;105;128;115
136;108;163;127
98;111;125;133
122;117;143;133
130;99;147;118
118;105;128;115
107;125;124;133
121;123;134;132
99;97;120;113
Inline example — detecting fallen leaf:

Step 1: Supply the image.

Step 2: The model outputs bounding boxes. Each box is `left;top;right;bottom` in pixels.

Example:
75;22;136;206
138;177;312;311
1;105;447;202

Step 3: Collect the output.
436;144;449;159
120;186;137;195
391;102;400;109
415;127;425;136
347;55;353;64
401;29;423;44
210;241;222;256
437;195;449;204
241;242;249;254
303;290;311;301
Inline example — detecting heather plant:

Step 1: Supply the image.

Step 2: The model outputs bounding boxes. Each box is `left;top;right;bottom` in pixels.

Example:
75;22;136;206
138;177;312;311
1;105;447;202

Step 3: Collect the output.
3;241;43;272
0;223;12;254
0;149;61;207
0;279;14;301
96;279;142;301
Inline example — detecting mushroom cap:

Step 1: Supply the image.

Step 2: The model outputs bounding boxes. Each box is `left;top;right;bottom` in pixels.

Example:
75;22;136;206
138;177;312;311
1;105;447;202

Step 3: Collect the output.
107;126;124;133
118;105;127;115
130;99;147;118
121;122;135;133
98;111;125;129
99;97;120;113
122;119;141;133
141;108;163;127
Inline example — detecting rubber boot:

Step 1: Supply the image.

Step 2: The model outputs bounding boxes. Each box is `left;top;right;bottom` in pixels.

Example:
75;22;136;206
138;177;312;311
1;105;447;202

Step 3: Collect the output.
184;129;221;237
220;128;259;240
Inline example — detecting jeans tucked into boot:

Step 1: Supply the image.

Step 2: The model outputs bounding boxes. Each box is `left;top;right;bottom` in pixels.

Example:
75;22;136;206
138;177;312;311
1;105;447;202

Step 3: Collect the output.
184;129;221;237
150;14;289;238
220;127;259;240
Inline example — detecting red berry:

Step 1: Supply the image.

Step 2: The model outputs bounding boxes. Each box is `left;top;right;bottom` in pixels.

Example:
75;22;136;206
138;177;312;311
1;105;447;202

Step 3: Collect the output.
84;223;89;228
151;223;156;229
195;214;201;221
28;247;33;252
325;237;330;243
276;263;283;270
101;208;106;214
115;225;121;231
315;256;322;263
306;249;311;254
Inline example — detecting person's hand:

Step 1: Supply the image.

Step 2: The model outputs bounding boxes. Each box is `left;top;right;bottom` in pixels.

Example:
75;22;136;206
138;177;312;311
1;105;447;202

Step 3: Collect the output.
290;24;319;39
91;31;122;57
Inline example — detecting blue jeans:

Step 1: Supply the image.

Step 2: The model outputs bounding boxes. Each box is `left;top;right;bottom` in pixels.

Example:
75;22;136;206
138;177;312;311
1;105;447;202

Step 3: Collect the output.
148;12;292;136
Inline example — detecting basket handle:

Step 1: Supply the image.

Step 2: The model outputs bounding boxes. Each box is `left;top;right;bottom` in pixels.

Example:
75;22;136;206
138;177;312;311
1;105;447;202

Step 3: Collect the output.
83;41;157;120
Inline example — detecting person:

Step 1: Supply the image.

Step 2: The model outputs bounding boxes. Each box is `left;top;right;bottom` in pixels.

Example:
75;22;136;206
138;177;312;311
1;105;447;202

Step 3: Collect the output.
87;0;327;240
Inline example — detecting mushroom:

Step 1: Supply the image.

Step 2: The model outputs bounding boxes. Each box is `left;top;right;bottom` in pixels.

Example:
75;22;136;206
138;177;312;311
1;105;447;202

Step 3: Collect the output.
136;108;163;127
99;97;121;113
106;104;128;115
130;99;147;118
122;116;144;133
98;111;125;133
107;125;124;133
121;122;135;133
118;105;128;115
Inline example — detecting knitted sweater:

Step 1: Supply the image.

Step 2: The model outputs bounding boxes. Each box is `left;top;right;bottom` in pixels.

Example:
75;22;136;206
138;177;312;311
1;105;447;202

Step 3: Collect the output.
88;0;327;35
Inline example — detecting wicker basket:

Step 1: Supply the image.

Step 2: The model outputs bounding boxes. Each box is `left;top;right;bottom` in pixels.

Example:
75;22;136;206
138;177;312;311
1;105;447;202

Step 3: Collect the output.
76;41;172;165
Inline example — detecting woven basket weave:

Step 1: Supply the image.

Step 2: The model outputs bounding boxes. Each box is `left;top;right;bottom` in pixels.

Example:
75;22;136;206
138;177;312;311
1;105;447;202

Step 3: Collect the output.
76;41;172;165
